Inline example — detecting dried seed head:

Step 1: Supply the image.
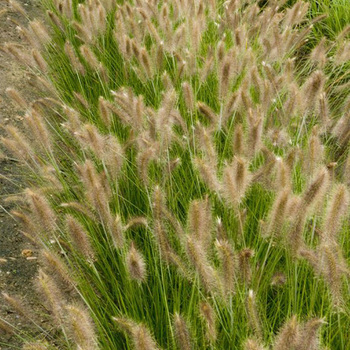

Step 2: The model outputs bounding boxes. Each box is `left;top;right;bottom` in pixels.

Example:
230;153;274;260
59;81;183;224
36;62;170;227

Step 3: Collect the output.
9;0;27;16
265;189;290;238
239;248;254;284
274;315;299;350
194;157;221;192
65;304;98;350
317;92;330;128
112;316;136;334
98;96;112;126
233;124;245;156
199;301;217;342
109;215;125;249
74;91;89;108
310;37;327;68
5;87;28;110
222;157;251;207
22;342;50;350
302;167;329;210
25;188;56;237
140;48;153;78
197;102;218;125
126;241;147;283
324;184;349;242
64;41;86;74
2;292;28;317
66;215;95;260
219;57;232;101
296;318;325;350
304;129;324;178
302;70;325;111
1;127;35;163
32;49;47;73
215;239;236;296
42;250;75;288
244;339;266;350
77;160;111;223
275;158;291;191
173;313;192;350
133;324;159;350
29;20;51;45
319;244;344;308
152;185;166;221
36;269;65;325
137;146;156;185
271;272;287;287
0;317;14;335
186;236;217;293
196;125;217;166
288;210;307;256
182;81;195;112
80;44;100;70
246;290;262;340
47;10;63;31
114;319;159;350
23;109;52;151
187;198;212;248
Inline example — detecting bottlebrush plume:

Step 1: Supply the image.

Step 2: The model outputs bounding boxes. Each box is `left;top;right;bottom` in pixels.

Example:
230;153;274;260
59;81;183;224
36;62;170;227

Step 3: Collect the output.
36;269;65;325
173;313;193;350
233;124;245;156
215;239;236;296
244;339;266;350
25;188;56;236
66;215;95;260
42;250;75;288
186;236;218;293
199;301;217;342
197;102;218;125
65;304;99;350
239;249;254;285
302;70;325;111
246;290;262;340
182;81;195;112
126;241;147;283
5;87;28;110
301;167;329;210
295;318;325;350
187;198;212;248
64;41;86;75
29;20;51;46
222;156;251;207
114;318;159;350
2;292;28;317
22;342;51;350
194;157;221;193
273;315;299;350
265;189;290;238
9;0;27;16
324;184;349;241
1;127;35;163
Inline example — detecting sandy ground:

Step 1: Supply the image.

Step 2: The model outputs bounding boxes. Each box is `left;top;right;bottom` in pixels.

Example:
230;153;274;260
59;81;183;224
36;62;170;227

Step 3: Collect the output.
0;0;46;347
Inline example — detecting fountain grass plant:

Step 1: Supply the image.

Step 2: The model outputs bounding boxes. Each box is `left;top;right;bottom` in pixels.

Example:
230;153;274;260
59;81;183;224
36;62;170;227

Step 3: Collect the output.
1;0;350;349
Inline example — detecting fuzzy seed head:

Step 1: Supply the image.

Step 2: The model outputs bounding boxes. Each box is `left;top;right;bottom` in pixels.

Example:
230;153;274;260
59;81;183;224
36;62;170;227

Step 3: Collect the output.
66;215;95;260
126;241;147;283
66;304;98;350
173;313;192;350
199;302;217;342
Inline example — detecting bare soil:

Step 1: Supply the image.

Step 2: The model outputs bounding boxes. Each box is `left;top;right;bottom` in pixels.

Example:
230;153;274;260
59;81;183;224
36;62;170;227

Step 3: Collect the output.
0;0;47;348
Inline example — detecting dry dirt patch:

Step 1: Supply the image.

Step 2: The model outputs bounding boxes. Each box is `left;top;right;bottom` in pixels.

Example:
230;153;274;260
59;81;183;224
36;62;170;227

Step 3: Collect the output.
0;0;49;347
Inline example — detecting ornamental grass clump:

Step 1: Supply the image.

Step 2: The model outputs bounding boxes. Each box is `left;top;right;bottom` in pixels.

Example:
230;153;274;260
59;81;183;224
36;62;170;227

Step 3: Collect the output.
1;0;350;349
